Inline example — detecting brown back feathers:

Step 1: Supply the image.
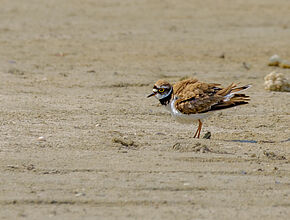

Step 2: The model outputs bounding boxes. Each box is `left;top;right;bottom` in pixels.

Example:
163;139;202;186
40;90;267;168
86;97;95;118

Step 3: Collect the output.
173;79;250;114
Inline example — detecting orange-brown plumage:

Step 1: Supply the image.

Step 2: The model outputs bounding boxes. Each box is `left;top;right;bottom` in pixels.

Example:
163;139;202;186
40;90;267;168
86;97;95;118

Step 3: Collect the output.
172;79;250;114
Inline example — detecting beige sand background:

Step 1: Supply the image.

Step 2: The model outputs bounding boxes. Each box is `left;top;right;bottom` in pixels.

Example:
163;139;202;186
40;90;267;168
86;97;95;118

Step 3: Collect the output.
0;0;290;219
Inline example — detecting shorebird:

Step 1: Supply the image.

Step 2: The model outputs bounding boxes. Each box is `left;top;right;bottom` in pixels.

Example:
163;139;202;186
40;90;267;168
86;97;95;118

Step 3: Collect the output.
147;78;250;138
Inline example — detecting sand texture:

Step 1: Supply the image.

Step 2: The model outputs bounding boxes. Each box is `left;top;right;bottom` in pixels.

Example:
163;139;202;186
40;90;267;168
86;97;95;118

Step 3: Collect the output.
0;0;290;219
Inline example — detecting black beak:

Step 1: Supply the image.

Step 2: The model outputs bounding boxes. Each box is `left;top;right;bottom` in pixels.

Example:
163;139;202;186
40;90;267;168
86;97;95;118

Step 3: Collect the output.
147;92;156;98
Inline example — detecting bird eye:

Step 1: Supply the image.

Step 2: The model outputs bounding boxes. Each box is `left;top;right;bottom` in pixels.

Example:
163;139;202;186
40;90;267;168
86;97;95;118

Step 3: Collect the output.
159;88;165;93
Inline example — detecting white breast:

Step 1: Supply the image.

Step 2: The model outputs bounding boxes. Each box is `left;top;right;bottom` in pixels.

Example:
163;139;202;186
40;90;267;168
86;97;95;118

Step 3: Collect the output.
165;97;210;124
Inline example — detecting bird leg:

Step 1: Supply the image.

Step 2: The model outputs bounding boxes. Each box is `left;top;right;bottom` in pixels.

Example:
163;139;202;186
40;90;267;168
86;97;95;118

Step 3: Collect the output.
193;120;203;138
197;120;202;138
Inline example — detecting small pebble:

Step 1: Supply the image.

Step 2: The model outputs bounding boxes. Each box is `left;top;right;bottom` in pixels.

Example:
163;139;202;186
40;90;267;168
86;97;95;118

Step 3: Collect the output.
203;131;211;139
38;136;46;141
243;62;251;70
268;54;281;66
279;60;290;68
75;192;86;197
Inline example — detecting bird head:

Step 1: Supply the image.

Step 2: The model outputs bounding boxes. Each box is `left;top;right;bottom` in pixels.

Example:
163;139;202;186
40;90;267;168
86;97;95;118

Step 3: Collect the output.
147;80;172;100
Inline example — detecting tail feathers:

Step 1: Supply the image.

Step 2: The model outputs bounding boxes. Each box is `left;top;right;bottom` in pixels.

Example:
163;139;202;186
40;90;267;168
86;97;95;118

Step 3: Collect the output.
200;84;251;113
216;83;236;96
223;84;251;101
201;93;250;113
207;94;250;112
229;94;250;103
231;84;251;93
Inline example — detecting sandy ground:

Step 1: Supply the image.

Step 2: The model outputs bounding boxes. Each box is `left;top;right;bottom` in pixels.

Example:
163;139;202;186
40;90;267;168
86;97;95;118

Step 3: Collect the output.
0;0;290;219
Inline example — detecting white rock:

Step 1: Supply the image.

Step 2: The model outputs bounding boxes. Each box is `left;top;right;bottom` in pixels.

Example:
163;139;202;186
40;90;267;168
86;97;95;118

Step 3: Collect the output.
264;72;290;92
268;54;281;66
38;136;46;141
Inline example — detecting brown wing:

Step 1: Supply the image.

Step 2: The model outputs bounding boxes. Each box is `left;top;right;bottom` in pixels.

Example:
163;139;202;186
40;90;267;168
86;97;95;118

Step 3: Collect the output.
173;78;220;99
173;79;248;114
175;95;224;114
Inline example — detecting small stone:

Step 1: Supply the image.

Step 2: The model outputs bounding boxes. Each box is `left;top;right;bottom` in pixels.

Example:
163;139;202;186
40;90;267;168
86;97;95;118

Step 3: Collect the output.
75;192;86;197
38;136;46;141
279;60;290;68
202;131;211;139
243;62;251;70
268;54;281;66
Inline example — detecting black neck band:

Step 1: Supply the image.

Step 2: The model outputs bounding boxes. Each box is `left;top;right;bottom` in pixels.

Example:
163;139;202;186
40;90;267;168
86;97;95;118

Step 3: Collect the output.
159;88;173;105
